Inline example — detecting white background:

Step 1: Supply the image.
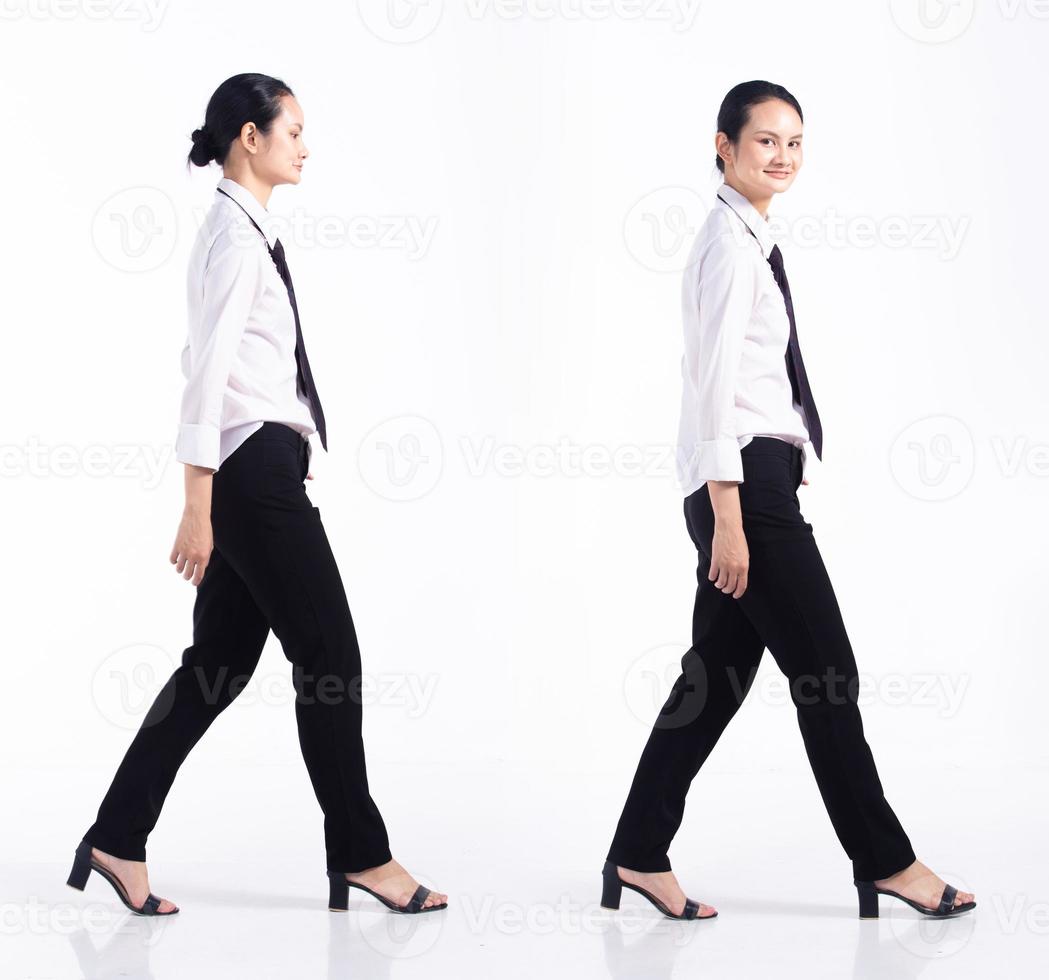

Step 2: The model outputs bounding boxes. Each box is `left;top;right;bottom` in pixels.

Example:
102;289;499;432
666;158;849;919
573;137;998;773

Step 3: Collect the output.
2;1;1045;977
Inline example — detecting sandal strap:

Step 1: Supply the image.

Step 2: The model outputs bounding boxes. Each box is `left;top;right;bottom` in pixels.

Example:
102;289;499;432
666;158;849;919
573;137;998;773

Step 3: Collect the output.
682;897;700;920
936;883;958;914
141;893;161;914
404;884;430;914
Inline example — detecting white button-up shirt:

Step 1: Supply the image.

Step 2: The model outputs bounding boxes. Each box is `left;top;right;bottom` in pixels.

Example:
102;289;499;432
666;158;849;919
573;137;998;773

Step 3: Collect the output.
675;181;818;493
175;176;317;472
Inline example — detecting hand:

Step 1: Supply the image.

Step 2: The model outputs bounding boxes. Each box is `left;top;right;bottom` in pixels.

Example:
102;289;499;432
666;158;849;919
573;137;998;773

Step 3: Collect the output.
802;478;809;486
709;520;750;599
306;471;314;480
170;507;213;586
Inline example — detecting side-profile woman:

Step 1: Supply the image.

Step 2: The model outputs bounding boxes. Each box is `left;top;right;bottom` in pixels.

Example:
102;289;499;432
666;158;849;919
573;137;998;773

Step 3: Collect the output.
602;80;975;922
67;73;447;917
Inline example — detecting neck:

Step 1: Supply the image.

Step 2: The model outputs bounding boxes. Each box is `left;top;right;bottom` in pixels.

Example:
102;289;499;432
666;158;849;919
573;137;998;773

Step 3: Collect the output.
724;174;771;219
221;168;272;210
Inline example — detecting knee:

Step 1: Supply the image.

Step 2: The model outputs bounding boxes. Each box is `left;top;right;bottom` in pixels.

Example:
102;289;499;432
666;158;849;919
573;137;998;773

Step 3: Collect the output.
789;667;860;709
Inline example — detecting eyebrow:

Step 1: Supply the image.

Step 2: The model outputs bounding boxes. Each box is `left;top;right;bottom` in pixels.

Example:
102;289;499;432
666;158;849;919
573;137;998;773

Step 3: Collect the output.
754;130;803;139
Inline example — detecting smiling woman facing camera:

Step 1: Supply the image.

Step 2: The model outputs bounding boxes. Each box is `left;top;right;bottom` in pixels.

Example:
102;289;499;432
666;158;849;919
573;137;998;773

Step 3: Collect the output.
602;80;974;922
66;72;446;917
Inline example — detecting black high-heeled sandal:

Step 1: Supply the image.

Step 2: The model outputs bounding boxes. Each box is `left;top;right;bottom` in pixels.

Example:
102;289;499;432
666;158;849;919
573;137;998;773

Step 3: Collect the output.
66;838;179;916
854;878;975;918
600;860;717;921
326;869;447;914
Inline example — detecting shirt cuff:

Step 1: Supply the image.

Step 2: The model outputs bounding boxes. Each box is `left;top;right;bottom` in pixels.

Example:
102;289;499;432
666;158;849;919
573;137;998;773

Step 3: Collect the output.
176;423;221;471
686;437;743;484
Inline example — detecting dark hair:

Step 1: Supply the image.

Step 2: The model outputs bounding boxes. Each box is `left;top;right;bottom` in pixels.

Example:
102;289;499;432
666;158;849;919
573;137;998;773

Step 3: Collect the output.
187;72;295;169
715;80;803;174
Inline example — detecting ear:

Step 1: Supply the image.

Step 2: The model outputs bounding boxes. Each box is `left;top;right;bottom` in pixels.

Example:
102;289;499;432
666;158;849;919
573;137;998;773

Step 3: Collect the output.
240;121;260;155
714;131;732;169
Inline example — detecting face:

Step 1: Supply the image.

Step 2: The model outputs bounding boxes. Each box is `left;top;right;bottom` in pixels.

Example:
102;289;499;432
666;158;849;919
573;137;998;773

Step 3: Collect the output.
241;94;309;186
717;98;802;198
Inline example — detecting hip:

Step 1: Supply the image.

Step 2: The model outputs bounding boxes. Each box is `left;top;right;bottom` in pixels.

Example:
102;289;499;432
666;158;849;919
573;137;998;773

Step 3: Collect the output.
212;422;316;530
684;437;812;553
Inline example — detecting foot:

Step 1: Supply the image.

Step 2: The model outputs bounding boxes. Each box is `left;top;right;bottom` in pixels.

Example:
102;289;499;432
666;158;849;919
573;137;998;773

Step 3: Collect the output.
344;858;447;910
874;859;974;911
90;848;178;913
616;866;717;918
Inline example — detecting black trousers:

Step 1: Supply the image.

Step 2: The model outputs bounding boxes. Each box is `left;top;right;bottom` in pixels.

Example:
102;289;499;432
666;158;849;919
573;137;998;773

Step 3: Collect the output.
607;437;916;881
84;422;392;873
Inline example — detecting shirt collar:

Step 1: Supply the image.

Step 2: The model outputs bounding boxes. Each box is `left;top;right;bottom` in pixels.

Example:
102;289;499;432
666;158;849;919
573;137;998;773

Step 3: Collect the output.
716;182;775;259
215;176;279;249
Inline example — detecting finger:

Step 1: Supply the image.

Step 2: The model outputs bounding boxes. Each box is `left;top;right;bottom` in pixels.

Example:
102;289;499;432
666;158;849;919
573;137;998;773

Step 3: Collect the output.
192;561;207;586
721;571;738;594
183;559;197;581
708;561;719;583
306;471;313;480
173;554;186;574
732;572;748;599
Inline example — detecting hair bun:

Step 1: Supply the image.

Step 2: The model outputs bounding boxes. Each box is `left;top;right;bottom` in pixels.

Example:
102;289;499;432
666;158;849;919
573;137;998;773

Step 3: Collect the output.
191;126;212;147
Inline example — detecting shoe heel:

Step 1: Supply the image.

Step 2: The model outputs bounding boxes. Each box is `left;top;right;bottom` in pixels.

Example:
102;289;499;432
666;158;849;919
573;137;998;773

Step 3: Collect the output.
66;840;93;892
855;880;879;919
327;870;348;911
600;862;622;910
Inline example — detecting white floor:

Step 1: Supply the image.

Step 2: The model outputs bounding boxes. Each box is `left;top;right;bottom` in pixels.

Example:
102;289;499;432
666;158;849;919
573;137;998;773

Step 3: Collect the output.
3;761;1039;979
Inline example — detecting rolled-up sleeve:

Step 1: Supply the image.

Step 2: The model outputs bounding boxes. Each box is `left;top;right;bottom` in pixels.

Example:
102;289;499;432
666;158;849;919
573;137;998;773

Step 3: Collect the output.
682;234;757;483
176;229;261;471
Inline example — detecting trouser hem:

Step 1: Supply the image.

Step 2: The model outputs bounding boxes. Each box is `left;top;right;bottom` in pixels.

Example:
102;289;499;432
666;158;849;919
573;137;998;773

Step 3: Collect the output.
326;845;394;875
82;827;147;863
852;846;917;882
605;847;672;874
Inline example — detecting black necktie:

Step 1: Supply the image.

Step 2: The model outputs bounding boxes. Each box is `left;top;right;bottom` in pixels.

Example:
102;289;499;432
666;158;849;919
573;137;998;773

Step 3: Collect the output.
716;194;822;460
216;187;327;451
766;244;822;460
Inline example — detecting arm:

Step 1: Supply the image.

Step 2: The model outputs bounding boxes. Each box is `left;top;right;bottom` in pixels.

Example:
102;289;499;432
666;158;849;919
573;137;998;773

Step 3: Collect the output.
170;230;261;585
686;236;756;598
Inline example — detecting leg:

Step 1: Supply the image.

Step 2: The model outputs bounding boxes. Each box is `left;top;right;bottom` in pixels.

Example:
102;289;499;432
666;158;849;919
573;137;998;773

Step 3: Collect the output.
735;530;917;880
84;545;270;861
210;430;392;873
718;442;916;882
606;497;767;873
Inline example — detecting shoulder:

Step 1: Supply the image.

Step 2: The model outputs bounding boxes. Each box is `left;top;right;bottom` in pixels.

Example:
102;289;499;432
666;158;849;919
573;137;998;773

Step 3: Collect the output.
687;202;754;262
685;225;761;290
193;200;265;278
192;194;261;253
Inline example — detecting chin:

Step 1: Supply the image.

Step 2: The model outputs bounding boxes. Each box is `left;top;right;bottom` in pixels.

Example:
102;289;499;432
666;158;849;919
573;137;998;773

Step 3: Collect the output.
763;176;793;193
